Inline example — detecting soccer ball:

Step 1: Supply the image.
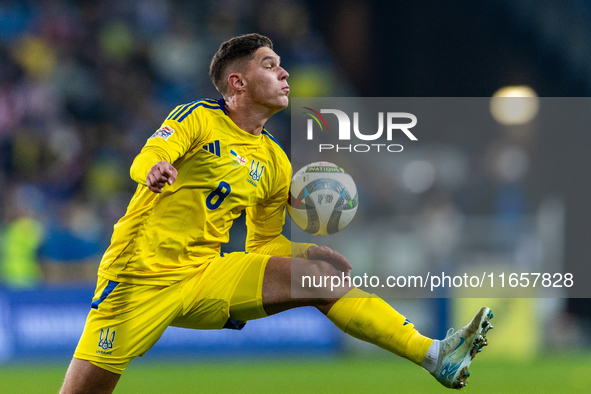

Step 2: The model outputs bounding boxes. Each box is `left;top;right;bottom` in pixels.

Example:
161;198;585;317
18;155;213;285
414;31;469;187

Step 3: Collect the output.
288;161;358;236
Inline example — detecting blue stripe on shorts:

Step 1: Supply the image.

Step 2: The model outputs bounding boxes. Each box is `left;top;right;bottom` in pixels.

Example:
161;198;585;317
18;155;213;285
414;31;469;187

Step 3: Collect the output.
91;280;119;310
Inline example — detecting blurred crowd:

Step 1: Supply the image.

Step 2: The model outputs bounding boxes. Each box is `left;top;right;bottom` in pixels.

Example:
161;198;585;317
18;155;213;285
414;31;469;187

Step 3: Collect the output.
0;0;561;294
0;0;343;287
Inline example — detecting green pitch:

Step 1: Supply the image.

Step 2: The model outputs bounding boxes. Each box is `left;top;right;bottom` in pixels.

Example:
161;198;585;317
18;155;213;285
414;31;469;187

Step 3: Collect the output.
2;354;590;393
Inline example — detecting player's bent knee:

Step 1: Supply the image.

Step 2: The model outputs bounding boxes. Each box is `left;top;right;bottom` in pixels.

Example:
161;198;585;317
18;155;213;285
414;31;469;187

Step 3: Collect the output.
263;256;353;312
292;258;352;299
293;258;339;279
310;259;341;277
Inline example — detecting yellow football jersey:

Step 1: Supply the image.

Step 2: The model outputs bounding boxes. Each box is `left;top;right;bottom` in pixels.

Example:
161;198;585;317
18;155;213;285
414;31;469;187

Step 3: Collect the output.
98;98;311;285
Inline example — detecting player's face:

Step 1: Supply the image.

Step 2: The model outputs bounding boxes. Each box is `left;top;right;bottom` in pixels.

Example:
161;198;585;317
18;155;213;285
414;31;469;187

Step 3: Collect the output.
244;47;290;110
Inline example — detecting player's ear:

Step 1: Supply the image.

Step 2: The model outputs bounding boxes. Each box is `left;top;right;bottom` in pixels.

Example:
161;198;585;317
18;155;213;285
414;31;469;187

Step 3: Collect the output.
228;72;246;92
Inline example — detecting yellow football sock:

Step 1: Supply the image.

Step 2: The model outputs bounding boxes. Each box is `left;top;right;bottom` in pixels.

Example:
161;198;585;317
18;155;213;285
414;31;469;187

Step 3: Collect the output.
327;288;433;365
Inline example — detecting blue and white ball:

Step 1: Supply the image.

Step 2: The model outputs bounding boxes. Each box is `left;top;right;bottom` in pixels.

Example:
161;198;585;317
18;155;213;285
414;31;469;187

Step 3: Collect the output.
288;162;358;236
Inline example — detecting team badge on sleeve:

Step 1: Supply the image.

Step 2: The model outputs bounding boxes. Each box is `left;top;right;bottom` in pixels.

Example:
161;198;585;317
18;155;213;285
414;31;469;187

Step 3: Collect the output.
149;126;175;141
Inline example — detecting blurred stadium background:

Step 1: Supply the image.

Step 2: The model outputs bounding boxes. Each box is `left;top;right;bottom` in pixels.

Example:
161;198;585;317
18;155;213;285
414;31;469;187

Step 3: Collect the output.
1;0;591;393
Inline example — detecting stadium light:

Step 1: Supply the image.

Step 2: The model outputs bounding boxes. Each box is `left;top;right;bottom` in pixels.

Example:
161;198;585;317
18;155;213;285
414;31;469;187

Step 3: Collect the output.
490;85;539;125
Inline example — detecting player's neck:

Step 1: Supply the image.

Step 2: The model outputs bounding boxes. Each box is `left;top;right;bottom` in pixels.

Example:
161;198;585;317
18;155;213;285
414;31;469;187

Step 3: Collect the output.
224;96;276;136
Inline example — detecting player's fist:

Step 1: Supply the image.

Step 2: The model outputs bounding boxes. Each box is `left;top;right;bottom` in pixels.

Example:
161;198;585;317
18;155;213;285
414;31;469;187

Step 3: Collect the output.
146;161;177;193
307;245;352;277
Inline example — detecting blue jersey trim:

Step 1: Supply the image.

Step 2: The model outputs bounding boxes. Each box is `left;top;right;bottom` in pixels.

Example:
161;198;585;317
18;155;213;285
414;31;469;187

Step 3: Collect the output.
262;128;290;163
216;98;227;115
262;129;285;151
223;317;246;330
91;280;119;310
167;100;224;122
262;129;291;168
177;102;223;122
167;101;197;120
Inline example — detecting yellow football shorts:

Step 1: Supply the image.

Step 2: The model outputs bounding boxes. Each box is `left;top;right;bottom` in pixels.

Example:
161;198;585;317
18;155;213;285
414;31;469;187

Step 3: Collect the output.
74;252;270;374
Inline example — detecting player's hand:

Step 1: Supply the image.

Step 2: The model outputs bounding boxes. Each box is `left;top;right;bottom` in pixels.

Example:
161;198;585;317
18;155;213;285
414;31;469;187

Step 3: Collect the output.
306;245;352;277
146;161;177;193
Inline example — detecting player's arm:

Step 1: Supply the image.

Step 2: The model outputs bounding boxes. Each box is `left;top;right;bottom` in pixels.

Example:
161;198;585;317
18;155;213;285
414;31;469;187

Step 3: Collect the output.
244;202;313;259
132;152;178;193
130;106;205;192
244;157;310;256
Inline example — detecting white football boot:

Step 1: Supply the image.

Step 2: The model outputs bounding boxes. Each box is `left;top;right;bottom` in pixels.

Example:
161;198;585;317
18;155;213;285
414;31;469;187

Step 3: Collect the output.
431;307;494;389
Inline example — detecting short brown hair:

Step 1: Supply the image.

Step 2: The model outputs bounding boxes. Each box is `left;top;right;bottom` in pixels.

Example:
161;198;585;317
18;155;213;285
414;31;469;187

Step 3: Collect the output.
209;33;273;94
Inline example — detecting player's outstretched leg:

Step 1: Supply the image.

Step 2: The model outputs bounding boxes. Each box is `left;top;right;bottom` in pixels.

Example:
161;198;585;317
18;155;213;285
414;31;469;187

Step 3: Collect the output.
325;289;493;389
425;307;494;389
263;256;434;365
325;288;434;365
288;249;495;384
262;256;493;389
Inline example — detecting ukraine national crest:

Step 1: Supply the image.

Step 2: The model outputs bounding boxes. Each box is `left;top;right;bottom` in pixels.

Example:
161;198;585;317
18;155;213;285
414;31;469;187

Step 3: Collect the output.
249;160;265;182
98;327;116;350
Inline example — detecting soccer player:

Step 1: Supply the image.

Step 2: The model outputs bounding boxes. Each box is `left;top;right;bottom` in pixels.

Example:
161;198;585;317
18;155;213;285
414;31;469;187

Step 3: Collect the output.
60;33;493;394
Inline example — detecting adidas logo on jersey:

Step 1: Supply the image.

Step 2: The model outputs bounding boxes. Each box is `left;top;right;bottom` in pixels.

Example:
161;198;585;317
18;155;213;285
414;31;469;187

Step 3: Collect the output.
202;140;221;157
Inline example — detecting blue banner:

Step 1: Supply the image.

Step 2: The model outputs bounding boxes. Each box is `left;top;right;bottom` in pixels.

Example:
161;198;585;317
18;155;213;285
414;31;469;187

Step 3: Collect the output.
0;287;342;363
